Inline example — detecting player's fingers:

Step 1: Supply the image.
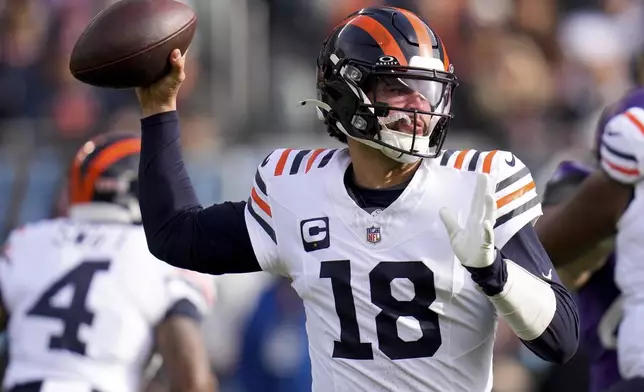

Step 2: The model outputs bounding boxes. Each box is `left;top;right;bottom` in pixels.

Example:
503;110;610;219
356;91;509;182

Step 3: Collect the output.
439;207;461;239
477;173;491;198
469;174;487;223
169;49;185;82
484;194;496;223
170;49;182;64
482;220;494;248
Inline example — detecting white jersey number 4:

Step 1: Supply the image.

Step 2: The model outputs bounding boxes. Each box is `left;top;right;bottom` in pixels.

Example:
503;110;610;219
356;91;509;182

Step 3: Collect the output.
27;259;110;356
321;260;442;360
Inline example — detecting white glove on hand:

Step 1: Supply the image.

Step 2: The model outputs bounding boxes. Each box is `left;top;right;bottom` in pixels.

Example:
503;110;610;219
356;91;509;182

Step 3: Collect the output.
439;173;497;268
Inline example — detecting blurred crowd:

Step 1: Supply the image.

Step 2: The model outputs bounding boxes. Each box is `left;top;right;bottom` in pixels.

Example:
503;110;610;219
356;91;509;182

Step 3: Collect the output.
1;0;642;391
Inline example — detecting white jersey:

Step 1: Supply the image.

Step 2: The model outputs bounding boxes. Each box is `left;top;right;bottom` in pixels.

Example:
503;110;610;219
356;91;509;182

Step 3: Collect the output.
244;147;541;392
0;218;212;392
601;105;644;379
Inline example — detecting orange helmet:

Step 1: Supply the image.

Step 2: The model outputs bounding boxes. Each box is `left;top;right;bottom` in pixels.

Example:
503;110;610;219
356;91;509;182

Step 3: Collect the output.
68;132;141;222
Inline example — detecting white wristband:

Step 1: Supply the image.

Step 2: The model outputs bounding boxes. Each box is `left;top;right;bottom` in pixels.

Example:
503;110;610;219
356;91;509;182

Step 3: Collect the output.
488;259;557;341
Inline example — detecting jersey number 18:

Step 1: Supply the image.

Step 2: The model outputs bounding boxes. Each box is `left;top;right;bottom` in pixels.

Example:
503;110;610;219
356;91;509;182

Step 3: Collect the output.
321;260;442;360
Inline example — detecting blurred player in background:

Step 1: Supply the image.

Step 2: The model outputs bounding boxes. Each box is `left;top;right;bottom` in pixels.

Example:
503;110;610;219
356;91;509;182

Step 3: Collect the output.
0;133;216;392
538;105;623;391
134;6;579;392
537;81;644;391
536;48;644;392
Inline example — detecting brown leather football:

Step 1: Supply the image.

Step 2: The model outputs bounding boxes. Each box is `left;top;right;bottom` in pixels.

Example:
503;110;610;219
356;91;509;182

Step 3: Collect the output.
69;0;196;89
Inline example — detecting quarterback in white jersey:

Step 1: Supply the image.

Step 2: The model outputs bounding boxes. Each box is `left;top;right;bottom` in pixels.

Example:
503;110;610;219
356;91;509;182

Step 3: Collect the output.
132;6;579;392
0;134;215;392
538;88;644;392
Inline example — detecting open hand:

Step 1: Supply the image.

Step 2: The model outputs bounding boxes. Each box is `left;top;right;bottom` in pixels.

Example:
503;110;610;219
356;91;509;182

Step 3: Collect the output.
439;173;497;268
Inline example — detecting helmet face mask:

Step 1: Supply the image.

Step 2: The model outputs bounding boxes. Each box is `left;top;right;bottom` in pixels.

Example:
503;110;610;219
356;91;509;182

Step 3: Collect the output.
315;7;458;163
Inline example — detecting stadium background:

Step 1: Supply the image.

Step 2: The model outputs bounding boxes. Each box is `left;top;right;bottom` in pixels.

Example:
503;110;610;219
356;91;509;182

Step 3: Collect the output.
0;0;640;390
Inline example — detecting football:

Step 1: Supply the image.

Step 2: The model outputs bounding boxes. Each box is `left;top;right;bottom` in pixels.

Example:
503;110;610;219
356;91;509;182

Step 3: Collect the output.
69;0;197;89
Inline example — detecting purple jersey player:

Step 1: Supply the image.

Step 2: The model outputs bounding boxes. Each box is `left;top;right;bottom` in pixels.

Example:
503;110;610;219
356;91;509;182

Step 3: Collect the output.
542;161;620;392
538;90;644;392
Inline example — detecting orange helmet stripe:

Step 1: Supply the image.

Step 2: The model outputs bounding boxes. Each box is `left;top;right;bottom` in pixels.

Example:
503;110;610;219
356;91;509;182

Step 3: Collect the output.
394;8;433;59
348;15;408;66
70;138;141;203
437;35;451;71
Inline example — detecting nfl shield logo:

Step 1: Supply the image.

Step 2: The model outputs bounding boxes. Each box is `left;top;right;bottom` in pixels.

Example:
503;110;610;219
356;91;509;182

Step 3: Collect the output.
366;226;381;244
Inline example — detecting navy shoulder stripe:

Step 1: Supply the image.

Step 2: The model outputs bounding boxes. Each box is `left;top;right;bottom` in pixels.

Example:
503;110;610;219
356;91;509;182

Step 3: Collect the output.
289;150;311;175
318;149;337;169
439;149;457;166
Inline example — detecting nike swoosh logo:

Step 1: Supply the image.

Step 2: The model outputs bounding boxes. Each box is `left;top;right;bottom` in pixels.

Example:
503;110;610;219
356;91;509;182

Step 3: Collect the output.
505;154;516;167
542;269;552;280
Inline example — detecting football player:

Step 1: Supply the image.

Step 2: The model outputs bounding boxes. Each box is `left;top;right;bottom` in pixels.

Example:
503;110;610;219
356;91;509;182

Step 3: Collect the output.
538;105;623;392
0;134;216;392
135;7;579;392
537;88;644;392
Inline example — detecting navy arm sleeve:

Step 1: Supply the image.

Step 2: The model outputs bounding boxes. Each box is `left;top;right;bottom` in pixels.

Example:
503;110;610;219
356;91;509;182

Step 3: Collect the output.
467;225;580;364
139;111;261;275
